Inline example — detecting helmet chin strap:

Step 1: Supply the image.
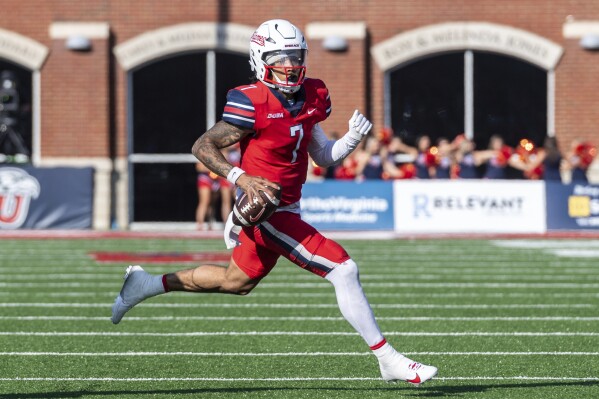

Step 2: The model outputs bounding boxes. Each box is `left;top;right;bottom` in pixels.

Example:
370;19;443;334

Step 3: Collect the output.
271;72;301;94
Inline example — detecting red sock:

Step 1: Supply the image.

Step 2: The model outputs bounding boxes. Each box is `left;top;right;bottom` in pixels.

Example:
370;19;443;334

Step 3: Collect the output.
161;274;170;293
370;338;387;351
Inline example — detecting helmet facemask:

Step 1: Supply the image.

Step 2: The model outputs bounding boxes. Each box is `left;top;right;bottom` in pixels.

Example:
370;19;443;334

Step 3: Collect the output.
262;49;306;93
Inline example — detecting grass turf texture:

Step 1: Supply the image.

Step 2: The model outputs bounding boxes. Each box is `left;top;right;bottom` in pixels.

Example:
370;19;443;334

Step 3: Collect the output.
0;237;598;398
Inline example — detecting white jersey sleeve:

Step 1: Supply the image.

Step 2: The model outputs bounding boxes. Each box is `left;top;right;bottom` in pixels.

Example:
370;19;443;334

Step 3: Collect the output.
307;123;363;167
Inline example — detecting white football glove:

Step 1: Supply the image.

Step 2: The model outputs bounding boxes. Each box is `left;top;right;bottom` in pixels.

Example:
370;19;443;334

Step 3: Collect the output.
348;110;373;138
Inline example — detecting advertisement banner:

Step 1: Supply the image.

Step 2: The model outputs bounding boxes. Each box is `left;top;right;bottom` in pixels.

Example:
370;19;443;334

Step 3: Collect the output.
393;180;546;233
301;181;394;230
0;166;94;229
546;182;599;230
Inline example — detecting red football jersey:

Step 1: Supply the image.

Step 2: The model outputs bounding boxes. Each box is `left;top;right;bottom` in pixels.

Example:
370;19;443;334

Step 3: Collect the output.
223;79;331;206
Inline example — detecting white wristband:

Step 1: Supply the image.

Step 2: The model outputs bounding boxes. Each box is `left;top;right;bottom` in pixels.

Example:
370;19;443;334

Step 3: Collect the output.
227;167;245;185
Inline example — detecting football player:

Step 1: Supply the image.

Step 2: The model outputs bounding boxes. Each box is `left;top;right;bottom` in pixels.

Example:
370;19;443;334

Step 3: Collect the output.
112;19;437;386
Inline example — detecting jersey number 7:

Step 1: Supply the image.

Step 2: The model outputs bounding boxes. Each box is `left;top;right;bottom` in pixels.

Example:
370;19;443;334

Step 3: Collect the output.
290;124;304;163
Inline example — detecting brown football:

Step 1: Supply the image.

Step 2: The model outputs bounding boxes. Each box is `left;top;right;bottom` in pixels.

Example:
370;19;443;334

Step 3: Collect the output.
232;187;281;227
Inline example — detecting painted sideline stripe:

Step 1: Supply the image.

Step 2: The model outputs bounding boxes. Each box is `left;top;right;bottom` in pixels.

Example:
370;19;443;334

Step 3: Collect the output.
2;291;598;299
3;282;599;288
8;229;599;238
1;228;598;239
0;283;119;288
5;273;599;282
2;351;598;357
5;264;598;272
0;376;597;382
260;282;599;289
0;302;591;309
2;316;599;322
2;331;598;337
492;239;599;249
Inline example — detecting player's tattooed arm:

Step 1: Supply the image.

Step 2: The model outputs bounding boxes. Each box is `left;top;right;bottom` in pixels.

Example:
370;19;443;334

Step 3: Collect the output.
192;121;280;206
192;121;251;178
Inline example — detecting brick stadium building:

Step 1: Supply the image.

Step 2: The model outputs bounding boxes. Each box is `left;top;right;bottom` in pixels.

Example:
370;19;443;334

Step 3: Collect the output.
1;1;598;229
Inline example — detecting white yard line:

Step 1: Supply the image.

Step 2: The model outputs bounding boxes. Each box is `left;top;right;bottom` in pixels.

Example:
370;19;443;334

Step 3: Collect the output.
0;376;597;382
1;316;599;322
491;240;599;248
2;351;598;357
0;273;122;280
0;302;591;309
0;292;116;297
1;331;598;337
3;281;599;288
3;263;597;272
550;249;599;258
0;283;118;288
4;273;599;282
490;240;599;258
1;291;598;299
260;282;599;289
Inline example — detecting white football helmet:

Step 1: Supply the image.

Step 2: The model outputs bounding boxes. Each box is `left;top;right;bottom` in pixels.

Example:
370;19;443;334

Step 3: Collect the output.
249;19;308;94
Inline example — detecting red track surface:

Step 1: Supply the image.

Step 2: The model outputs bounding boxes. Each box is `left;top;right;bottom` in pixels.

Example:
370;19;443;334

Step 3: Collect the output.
90;251;231;264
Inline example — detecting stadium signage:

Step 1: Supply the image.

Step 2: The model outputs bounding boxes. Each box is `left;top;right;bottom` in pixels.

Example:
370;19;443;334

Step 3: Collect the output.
414;195;524;217
546;183;599;230
115;23;254;70
301;181;394;230
372;22;563;71
0;28;49;70
0;166;93;229
0;167;40;229
394;180;546;233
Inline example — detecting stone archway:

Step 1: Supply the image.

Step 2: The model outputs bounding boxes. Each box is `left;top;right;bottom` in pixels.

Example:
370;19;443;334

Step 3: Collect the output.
0;28;48;71
0;28;48;165
114;22;253;71
371;22;563;72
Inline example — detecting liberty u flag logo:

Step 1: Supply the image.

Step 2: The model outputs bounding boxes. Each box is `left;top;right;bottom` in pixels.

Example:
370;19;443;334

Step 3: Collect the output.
0;167;40;229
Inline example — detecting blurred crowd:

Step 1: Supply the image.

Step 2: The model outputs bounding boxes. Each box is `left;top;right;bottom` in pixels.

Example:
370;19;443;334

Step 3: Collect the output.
310;128;597;184
195;131;597;229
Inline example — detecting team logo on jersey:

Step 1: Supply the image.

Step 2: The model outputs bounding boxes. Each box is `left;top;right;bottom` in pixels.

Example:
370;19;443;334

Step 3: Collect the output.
267;112;284;119
251;33;265;46
0;167;40;229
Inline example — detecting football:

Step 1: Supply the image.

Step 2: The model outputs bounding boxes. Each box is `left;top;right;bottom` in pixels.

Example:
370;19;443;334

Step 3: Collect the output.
232;187;281;227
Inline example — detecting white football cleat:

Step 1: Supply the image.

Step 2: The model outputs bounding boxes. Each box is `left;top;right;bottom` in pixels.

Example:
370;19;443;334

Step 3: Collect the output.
111;265;155;324
378;352;438;386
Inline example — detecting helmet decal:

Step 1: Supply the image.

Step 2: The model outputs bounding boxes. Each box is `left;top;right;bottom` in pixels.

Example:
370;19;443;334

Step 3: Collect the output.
250;33;265;47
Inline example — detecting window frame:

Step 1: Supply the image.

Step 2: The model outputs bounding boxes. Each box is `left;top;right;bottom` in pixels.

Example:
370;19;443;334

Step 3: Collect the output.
385;50;554;147
127;50;247;223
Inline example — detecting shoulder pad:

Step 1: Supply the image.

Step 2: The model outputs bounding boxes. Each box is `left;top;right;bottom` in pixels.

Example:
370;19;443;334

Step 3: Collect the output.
234;83;269;105
303;78;328;100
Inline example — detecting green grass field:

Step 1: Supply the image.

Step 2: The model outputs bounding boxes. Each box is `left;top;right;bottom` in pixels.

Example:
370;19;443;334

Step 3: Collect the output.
0;236;598;398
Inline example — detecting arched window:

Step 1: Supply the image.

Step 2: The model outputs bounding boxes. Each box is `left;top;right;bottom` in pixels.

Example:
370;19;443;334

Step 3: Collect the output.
0;60;32;162
373;22;563;156
473;52;546;149
130;51;249;223
389;53;464;145
389;51;547;149
0;29;46;165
